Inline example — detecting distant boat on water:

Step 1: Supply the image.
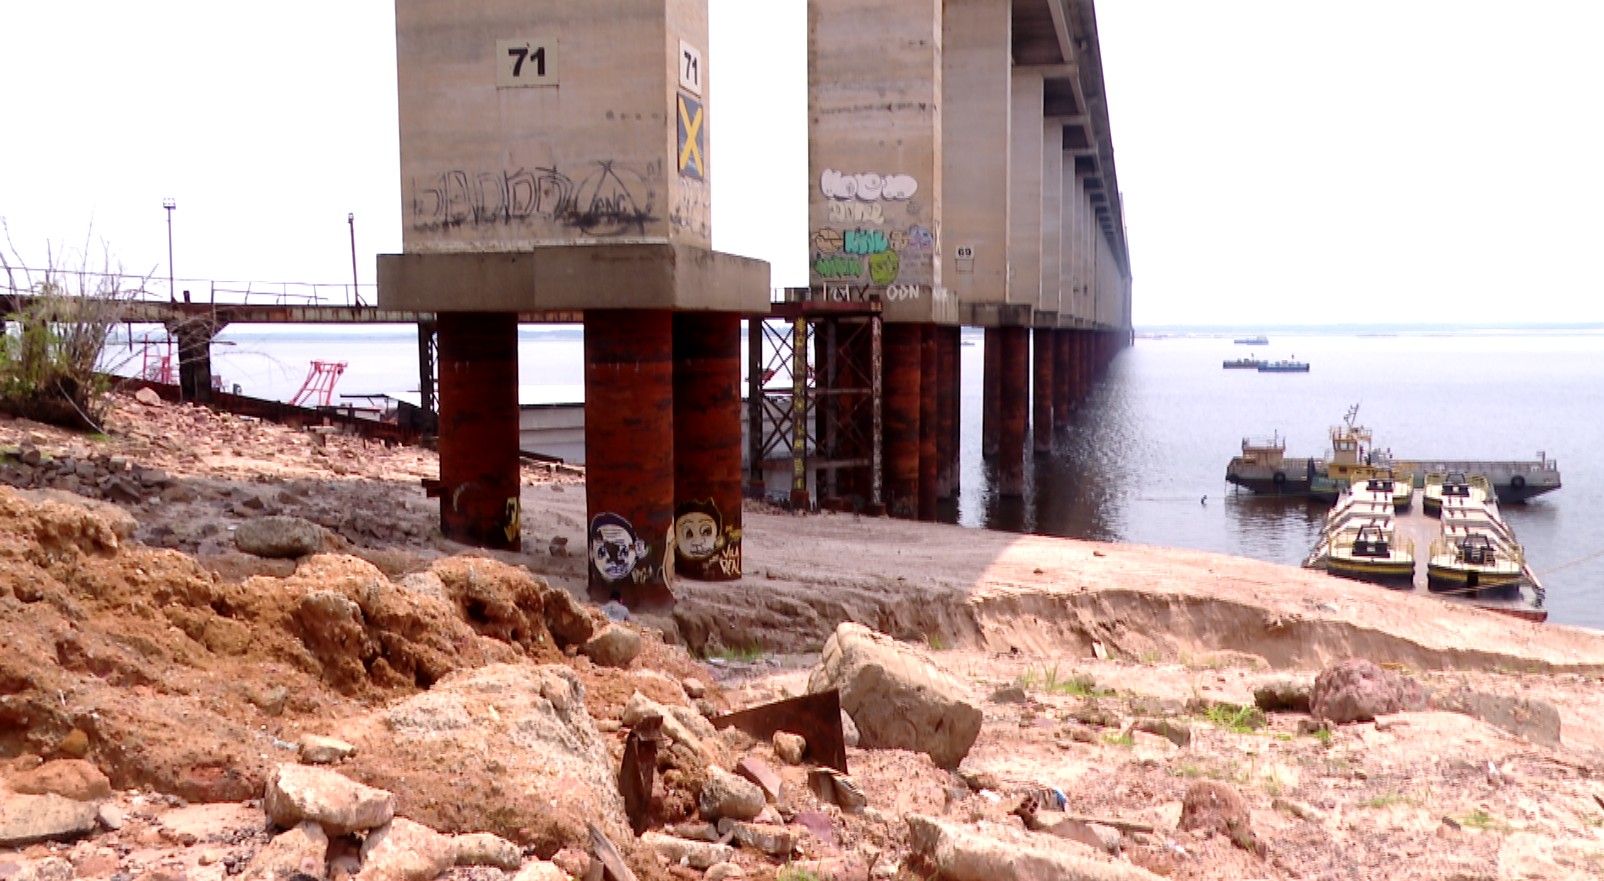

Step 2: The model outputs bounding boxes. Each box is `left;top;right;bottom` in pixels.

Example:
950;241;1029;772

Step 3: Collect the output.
1223;357;1265;369
1234;335;1270;345
1257;358;1310;373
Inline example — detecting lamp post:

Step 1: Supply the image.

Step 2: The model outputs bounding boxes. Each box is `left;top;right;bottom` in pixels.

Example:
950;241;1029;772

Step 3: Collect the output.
348;212;362;307
162;198;176;302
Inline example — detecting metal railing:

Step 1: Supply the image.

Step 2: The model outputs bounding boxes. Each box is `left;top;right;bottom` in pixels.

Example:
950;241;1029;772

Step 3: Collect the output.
3;265;378;309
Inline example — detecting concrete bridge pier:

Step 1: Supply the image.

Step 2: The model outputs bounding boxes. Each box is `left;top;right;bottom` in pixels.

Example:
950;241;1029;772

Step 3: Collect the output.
433;312;521;550
981;328;1002;460
672;312;743;582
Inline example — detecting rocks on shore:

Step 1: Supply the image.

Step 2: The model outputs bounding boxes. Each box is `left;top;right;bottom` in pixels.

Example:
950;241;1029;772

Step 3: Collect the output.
807;622;982;768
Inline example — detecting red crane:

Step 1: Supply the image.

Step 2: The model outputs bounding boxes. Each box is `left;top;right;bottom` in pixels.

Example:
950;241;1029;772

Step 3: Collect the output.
290;360;347;408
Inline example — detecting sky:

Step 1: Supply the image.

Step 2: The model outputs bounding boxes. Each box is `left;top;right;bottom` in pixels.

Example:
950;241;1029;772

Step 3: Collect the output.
1;1;1601;327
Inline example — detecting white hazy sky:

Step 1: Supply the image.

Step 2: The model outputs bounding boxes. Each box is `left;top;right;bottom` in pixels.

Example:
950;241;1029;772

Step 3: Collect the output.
2;2;1601;327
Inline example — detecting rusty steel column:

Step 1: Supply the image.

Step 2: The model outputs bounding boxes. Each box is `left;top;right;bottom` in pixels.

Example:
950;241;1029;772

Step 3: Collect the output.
1032;328;1054;454
918;324;938;521
982;327;1002;459
435;312;521;551
585;309;675;610
883;323;922;518
173;321;216;404
673;312;743;582
746;316;765;497
1070;329;1088;404
935;326;959;500
998;325;1029;496
1052;329;1071;429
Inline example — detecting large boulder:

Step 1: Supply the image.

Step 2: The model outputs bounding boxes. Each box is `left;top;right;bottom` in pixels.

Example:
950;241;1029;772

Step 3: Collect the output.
357;817;459;881
0;792;99;847
263;764;396;836
905;815;1162;881
806;623;982;768
1179;781;1258;854
355;663;629;852
235;515;326;558
1310;659;1427;723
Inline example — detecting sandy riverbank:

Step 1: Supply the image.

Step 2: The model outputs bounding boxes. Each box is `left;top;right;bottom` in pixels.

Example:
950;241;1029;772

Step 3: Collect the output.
5;390;1604;880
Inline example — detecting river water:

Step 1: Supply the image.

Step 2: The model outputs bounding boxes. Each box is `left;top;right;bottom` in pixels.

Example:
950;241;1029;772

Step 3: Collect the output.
188;325;1604;631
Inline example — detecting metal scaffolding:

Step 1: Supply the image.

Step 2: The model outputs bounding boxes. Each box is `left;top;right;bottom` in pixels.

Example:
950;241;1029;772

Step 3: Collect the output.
747;289;883;512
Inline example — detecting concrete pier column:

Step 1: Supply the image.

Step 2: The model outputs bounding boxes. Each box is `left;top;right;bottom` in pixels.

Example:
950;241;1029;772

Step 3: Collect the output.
173;322;216;404
935;326;960;500
585;309;675;609
1032;328;1055;454
673;312;743;581
998;325;1029;496
982;327;1002;459
884;323;923;518
1071;329;1090;403
918;324;938;521
1053;329;1071;429
435;312;521;551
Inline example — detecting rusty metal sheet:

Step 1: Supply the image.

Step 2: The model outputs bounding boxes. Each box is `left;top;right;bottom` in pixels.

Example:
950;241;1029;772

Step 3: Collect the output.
710;689;847;774
619;714;662;835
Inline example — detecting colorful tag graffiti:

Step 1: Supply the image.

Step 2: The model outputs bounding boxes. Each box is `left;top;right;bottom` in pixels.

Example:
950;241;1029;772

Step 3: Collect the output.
673;499;741;580
811;168;932;290
590;512;664;585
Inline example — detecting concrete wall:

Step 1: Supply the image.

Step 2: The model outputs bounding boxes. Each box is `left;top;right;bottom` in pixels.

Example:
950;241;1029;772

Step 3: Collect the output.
941;0;1010;311
395;0;709;252
808;0;945;324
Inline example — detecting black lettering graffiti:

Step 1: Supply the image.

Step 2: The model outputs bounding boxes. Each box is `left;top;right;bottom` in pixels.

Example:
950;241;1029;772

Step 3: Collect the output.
411;161;659;237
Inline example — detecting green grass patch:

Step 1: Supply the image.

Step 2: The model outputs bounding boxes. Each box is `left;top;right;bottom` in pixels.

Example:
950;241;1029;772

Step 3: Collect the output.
1016;664;1108;697
778;866;825;881
926;633;947;651
708;645;766;663
1358;791;1416;809
1101;731;1135;748
1456;808;1510;832
1200;701;1267;734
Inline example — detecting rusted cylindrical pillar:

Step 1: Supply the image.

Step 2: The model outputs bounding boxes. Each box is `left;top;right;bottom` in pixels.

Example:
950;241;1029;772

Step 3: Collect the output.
1053;329;1071;429
673;312;742;582
918;324;938;521
935;326;960;500
1032;328;1054;454
435;312;521;551
585;309;675;609
884;323;923;518
1071;329;1089;403
982;327;1002;459
998;325;1029;496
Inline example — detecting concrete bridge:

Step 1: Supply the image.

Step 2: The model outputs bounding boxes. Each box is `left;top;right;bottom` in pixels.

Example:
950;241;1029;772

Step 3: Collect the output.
12;0;1133;614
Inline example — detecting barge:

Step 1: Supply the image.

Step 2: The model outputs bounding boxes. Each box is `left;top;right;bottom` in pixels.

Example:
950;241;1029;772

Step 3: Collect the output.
1225;408;1561;504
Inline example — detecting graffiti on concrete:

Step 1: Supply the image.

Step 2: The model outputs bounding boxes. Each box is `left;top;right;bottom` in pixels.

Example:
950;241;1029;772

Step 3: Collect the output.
828;201;884;224
670;177;711;239
411;160;660;237
810;223;934;288
673;498;741;579
591;512;654;584
820;169;918;202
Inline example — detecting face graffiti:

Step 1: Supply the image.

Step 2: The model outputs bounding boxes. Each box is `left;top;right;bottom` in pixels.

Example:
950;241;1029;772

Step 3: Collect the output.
674;500;722;561
590;513;649;582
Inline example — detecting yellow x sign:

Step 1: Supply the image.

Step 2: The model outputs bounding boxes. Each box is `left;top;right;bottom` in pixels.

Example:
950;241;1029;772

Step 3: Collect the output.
677;94;704;178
